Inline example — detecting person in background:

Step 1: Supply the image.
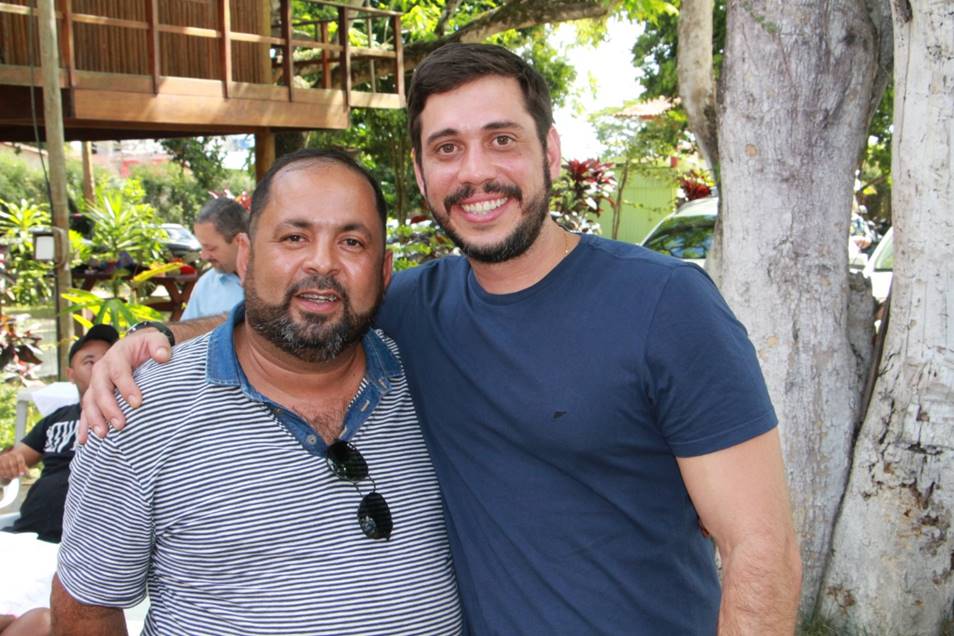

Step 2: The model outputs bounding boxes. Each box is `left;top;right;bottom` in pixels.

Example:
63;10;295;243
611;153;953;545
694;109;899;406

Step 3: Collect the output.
181;197;247;320
0;324;118;542
0;324;118;636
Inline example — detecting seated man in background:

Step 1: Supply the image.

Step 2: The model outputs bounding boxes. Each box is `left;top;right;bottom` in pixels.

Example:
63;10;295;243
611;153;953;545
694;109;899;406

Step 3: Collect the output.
0;325;118;636
0;324;118;542
181;197;247;320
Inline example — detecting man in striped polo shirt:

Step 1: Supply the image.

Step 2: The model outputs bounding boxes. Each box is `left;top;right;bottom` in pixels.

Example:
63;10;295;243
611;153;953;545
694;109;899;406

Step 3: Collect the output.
52;150;462;635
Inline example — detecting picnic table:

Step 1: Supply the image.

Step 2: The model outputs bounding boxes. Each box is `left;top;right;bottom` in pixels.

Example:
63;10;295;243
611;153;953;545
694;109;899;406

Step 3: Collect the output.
72;270;199;321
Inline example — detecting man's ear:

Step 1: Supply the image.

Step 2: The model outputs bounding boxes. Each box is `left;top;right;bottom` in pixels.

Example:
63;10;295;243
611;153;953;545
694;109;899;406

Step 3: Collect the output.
235;232;250;283
546;126;562;183
66;366;75;383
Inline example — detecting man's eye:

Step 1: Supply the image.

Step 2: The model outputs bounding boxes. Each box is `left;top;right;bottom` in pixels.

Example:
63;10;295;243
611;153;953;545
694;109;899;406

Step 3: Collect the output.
342;238;364;248
436;143;457;155
493;135;514;147
282;234;305;243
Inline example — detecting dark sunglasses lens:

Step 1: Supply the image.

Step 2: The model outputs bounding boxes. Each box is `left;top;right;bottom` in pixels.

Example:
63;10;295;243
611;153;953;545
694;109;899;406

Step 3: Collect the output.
357;491;393;540
327;441;369;481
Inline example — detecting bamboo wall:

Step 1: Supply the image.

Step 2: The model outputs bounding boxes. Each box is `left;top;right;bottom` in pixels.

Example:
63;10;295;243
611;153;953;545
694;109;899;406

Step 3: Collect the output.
0;0;269;83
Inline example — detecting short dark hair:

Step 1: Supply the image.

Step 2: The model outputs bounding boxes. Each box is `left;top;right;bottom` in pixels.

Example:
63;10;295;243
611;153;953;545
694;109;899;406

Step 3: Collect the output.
249;148;388;242
406;43;553;161
196;197;248;243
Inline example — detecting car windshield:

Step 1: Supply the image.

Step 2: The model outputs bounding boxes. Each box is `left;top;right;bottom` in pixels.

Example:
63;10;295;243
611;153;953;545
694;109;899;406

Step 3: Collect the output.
163;226;192;242
643;216;715;260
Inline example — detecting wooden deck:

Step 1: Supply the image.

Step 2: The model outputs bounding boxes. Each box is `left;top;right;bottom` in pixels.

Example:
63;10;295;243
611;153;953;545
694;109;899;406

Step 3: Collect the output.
0;0;404;142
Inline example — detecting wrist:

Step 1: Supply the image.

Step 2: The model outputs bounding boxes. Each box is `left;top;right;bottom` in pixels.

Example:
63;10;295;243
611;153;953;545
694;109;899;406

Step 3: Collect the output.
126;321;175;348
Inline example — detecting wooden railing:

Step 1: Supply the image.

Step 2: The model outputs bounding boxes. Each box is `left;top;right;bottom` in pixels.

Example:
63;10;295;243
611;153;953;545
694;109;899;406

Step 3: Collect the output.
0;0;404;118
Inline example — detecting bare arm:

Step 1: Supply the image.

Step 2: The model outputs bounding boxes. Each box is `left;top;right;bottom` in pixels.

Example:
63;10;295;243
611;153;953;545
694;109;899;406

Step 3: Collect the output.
79;314;227;441
0;443;42;479
677;428;802;635
51;574;127;636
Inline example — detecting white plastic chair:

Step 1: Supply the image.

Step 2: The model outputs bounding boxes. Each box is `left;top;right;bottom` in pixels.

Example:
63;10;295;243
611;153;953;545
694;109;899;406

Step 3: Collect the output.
0;478;20;529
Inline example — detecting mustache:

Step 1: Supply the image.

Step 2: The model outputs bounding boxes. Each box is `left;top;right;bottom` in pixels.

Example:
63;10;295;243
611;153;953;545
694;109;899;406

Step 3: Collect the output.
280;274;350;306
443;181;523;212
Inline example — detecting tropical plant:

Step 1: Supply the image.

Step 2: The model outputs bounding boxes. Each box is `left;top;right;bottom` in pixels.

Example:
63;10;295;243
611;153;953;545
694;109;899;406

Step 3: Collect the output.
0;198;54;305
386;216;457;271
62;261;184;331
82;179;166;270
550;159;616;234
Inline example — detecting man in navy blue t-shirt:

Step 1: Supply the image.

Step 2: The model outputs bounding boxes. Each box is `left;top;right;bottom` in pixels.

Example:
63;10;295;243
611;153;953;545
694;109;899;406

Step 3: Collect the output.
82;44;802;634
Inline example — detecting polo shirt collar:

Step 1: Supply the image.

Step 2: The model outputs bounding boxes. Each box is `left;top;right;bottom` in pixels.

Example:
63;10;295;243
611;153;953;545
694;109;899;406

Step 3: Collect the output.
207;302;401;394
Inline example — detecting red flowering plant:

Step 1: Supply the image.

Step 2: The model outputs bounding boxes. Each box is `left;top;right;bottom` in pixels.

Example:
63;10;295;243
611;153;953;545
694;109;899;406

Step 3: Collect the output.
678;170;714;202
550;159;617;234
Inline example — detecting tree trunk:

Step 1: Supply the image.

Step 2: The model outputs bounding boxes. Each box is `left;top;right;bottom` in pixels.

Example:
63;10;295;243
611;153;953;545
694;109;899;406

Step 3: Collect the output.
819;1;954;631
717;0;889;614
677;0;719;175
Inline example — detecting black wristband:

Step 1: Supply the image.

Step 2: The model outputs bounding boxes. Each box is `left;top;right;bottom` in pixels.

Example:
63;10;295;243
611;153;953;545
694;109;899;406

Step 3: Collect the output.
126;321;175;348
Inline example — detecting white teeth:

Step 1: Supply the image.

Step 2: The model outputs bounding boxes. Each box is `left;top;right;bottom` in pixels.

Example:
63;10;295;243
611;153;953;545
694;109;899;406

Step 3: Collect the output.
300;293;338;302
461;197;507;215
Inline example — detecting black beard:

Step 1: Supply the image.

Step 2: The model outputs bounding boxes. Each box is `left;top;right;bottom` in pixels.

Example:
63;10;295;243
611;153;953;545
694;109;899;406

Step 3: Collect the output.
428;165;553;264
243;264;380;363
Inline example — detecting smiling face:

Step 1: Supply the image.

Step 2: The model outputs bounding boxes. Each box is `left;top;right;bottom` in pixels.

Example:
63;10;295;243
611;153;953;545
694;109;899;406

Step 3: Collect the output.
195;221;240;274
237;160;392;363
413;75;562;263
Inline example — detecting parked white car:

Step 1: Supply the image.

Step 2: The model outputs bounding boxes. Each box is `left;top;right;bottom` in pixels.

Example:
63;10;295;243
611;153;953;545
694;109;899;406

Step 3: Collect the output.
863;227;893;304
642;197;875;271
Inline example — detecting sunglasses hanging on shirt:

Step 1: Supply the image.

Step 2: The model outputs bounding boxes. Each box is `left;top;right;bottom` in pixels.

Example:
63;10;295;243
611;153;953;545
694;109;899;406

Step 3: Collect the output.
326;440;393;540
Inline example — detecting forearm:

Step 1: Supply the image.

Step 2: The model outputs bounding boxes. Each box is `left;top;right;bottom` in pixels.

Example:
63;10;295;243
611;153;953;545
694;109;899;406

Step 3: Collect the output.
51;575;127;636
169;312;227;342
0;443;40;478
717;535;802;635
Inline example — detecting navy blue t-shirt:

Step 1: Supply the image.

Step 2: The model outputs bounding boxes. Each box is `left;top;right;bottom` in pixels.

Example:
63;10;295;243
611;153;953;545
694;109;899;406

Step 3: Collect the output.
376;234;777;634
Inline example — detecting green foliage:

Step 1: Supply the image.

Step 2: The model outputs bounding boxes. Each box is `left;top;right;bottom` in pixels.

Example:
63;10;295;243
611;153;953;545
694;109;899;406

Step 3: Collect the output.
159;137;228;193
632;0;727;100
0;198;54;305
857;83;893;226
550;159;617;234
308;109;420;224
129;162;209;227
0;150;86;208
83;179;166;269
0;382;35;450
387;218;457;271
592;106;687;236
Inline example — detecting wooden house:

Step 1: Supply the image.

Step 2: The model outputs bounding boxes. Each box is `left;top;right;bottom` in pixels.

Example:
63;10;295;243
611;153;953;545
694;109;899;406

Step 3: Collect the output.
0;0;405;175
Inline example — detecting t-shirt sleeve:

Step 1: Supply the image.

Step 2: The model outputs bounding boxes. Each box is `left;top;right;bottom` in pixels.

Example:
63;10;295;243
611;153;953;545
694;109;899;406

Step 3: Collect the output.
645;265;777;457
57;433;152;607
20;413;52;453
180;272;206;321
375;268;416;334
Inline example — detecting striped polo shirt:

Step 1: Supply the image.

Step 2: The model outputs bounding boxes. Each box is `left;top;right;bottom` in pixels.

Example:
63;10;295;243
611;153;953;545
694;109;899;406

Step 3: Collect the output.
58;308;463;635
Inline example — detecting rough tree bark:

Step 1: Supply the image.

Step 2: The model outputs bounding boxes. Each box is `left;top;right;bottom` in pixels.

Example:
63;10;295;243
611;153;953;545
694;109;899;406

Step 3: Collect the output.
716;0;890;614
819;1;954;632
677;0;719;175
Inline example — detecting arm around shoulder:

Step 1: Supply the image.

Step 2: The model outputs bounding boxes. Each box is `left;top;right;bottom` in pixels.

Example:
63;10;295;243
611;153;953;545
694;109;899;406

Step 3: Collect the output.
51;574;127;636
677;428;803;635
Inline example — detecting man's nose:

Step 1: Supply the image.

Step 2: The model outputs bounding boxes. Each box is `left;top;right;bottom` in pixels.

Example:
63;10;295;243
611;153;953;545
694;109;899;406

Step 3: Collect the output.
302;238;340;274
458;145;495;184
